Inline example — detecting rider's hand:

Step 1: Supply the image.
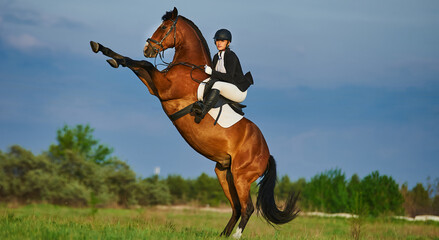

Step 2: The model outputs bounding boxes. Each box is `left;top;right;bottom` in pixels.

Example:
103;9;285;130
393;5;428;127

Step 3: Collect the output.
204;65;212;75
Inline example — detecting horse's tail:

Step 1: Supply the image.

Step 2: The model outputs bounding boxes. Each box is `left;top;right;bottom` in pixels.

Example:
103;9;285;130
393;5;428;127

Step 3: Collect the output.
256;155;300;225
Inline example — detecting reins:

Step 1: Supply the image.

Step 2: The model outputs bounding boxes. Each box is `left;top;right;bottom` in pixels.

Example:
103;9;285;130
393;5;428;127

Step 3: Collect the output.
163;62;204;84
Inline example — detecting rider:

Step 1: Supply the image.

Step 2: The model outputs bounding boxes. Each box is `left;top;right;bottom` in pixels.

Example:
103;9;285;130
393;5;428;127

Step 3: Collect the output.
194;29;253;123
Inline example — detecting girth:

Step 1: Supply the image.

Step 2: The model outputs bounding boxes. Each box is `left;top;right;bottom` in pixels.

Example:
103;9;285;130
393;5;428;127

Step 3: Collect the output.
168;102;196;122
168;99;245;123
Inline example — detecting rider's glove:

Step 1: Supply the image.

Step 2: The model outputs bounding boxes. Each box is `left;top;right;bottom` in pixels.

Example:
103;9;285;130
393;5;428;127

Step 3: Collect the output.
204;65;212;75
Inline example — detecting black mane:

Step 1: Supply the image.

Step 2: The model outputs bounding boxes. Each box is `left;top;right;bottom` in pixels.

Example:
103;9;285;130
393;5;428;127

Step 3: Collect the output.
161;10;174;21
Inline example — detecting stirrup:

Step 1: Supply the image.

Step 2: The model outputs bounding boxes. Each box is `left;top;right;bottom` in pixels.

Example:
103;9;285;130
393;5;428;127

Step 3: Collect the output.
191;101;204;123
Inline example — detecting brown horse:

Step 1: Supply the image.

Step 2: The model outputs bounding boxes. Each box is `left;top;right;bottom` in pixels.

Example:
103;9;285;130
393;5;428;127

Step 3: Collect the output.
90;7;298;239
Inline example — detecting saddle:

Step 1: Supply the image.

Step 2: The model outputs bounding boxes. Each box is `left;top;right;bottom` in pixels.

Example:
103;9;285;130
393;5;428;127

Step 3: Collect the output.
168;79;246;127
201;79;246;116
190;92;246;126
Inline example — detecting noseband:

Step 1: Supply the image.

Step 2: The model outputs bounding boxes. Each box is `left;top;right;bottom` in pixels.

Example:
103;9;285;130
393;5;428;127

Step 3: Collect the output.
146;16;179;55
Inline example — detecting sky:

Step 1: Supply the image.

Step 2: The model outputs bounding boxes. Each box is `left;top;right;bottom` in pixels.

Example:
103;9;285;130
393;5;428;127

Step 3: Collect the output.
1;0;438;188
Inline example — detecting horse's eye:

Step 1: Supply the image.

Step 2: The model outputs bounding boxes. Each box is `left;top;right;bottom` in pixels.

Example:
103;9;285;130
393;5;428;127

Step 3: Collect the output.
161;25;167;30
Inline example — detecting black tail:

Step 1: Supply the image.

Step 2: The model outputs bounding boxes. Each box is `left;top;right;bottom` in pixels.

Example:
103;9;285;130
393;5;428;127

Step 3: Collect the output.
256;155;300;225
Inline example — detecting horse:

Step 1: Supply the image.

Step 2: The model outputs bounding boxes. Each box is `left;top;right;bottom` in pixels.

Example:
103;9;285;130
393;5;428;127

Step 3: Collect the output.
90;7;298;239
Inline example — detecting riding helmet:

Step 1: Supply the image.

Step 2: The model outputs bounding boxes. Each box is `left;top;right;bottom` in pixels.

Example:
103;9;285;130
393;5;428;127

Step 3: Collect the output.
214;29;232;42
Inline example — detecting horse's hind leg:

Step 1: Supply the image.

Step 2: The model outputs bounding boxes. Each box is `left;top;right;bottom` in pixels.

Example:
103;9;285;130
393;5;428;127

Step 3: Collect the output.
230;153;265;238
215;163;241;237
232;177;255;239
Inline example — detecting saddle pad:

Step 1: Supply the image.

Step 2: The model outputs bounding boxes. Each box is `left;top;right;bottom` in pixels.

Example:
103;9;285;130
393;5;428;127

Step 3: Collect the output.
197;79;244;128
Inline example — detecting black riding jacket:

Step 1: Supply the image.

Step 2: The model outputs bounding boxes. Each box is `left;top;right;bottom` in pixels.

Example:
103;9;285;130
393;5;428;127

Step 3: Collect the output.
211;48;253;92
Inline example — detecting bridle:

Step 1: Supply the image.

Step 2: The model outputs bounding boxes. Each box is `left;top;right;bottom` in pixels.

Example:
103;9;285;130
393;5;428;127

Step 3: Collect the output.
146;15;205;84
146;16;179;58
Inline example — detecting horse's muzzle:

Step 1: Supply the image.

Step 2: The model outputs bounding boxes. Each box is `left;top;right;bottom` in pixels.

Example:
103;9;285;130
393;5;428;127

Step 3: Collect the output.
143;42;158;58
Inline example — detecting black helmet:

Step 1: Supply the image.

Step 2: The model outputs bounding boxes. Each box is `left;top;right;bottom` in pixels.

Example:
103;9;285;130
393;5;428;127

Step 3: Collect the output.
214;29;232;42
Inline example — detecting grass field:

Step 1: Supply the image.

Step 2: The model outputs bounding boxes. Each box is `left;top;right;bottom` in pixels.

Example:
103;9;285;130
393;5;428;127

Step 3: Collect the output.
1;204;438;240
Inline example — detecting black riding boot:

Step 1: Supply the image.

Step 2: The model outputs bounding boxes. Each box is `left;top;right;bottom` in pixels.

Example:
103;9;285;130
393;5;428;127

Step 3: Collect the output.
194;89;220;123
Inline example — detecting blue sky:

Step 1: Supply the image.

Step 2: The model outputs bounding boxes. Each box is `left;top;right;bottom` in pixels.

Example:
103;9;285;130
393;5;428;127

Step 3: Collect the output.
1;0;438;188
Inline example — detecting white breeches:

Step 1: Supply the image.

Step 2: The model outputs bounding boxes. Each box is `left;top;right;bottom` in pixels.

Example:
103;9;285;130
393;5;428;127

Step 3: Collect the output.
212;81;247;103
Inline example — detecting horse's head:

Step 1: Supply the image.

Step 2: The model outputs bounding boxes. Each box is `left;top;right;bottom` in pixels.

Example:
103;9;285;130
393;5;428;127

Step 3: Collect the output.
144;7;179;58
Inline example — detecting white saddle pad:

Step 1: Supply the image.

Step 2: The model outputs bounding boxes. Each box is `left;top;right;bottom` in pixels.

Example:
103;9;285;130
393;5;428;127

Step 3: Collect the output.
197;79;244;128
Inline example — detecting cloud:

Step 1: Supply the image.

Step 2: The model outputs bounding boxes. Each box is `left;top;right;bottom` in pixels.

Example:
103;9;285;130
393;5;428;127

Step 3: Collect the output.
2;9;41;26
1;3;84;29
4;33;44;51
0;2;86;54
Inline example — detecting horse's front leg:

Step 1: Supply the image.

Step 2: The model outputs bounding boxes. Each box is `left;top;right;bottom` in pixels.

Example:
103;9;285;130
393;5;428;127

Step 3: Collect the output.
90;41;154;70
90;41;125;60
106;57;154;70
90;41;160;96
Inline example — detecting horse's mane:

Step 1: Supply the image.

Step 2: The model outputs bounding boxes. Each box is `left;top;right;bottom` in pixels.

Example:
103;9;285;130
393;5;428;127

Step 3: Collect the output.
162;11;211;60
161;11;174;21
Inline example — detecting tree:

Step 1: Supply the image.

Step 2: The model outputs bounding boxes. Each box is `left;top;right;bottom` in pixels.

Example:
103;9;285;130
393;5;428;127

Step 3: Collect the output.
275;175;294;201
361;171;403;216
0;145;90;206
104;159;138;207
166;174;190;204
49;124;113;165
410;183;431;216
302;168;348;213
401;183;416;217
0;145;53;202
432;195;439;216
192;173;225;206
292;177;306;195
136;178;171;206
347;174;362;210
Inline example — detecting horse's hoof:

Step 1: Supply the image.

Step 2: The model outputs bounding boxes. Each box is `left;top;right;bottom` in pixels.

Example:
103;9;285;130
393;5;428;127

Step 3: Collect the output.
106;59;119;68
90;41;100;53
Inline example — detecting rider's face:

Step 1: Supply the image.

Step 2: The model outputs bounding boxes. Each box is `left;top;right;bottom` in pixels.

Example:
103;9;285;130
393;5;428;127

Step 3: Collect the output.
215;40;229;51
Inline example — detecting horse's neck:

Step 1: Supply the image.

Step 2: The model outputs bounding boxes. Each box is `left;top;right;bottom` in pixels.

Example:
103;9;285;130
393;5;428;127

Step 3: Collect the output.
173;28;210;65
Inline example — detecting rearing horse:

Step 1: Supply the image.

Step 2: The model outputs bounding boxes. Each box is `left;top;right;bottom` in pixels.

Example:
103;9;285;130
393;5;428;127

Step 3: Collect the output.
90;7;298;239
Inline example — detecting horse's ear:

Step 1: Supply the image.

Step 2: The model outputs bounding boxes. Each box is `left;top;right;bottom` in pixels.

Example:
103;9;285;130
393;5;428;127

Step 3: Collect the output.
172;7;178;19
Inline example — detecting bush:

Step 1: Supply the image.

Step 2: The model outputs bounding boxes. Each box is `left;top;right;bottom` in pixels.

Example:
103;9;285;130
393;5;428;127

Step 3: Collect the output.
103;160;138;207
0;146;56;203
136;176;171;206
47;179;91;206
166;175;190;204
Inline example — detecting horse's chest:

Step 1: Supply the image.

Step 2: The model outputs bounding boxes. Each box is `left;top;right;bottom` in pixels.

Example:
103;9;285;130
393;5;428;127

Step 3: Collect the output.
176;123;231;162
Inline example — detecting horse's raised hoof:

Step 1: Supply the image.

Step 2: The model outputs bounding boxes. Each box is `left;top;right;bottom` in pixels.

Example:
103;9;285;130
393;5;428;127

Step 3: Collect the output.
90;41;100;53
106;59;119;68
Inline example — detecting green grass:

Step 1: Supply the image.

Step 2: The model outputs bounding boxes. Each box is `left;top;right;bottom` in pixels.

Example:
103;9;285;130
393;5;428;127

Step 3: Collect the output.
0;204;438;239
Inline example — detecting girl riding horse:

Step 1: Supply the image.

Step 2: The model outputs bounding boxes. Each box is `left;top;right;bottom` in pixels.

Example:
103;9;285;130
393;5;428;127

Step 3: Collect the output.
194;29;253;123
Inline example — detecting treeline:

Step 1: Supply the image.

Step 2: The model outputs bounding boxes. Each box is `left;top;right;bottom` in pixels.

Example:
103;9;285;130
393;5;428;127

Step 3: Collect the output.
283;169;438;217
1;125;438;217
